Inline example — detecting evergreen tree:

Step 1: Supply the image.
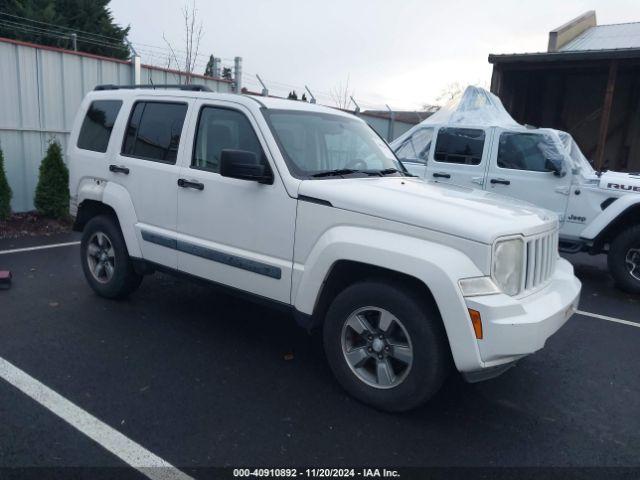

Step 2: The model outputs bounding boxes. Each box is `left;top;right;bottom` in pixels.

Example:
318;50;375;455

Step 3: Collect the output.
0;145;12;220
34;140;69;219
288;90;298;100
0;0;130;60
204;55;215;77
301;93;308;102
221;67;233;81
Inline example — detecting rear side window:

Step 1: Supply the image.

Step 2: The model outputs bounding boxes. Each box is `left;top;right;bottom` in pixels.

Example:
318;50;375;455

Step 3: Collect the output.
192;107;265;173
434;128;485;165
122;101;188;163
77;100;122;153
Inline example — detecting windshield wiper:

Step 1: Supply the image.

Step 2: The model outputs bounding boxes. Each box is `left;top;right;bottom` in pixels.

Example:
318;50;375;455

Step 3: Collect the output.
378;168;400;175
311;169;361;178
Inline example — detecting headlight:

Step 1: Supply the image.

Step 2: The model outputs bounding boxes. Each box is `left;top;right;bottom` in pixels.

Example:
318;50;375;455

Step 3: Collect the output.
492;238;525;296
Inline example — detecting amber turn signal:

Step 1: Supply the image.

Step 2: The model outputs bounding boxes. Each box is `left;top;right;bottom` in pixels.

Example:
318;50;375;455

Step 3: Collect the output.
468;309;483;339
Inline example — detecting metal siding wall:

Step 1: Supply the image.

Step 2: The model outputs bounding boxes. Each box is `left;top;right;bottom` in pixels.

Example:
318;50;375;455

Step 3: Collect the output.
1;40;234;212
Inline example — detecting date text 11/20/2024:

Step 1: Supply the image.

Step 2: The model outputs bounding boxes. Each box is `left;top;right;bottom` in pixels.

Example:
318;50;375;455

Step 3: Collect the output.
233;468;400;478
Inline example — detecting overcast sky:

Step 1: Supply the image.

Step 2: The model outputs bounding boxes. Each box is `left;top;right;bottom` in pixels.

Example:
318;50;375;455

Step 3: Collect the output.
109;0;640;111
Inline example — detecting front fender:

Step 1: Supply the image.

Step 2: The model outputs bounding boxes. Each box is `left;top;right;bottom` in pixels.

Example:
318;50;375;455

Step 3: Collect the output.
580;194;640;240
292;226;486;371
77;180;141;258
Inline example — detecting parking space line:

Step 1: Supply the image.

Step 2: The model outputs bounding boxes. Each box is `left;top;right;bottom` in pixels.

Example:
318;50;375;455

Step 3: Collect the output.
0;357;193;480
576;310;639;328
0;241;80;255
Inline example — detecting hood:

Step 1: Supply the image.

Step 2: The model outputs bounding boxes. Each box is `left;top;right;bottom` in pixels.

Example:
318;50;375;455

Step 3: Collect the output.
598;171;640;194
298;177;557;244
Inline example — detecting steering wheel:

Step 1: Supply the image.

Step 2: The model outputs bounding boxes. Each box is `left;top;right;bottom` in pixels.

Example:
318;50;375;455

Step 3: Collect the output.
345;159;367;170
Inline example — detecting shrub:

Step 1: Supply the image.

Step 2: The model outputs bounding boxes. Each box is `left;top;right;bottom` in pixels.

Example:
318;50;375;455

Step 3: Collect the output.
0;145;12;220
34;140;70;219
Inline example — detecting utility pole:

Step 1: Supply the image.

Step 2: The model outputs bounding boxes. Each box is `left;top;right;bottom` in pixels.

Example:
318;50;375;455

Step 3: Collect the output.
126;39;141;86
212;57;221;78
70;33;77;51
234;57;243;92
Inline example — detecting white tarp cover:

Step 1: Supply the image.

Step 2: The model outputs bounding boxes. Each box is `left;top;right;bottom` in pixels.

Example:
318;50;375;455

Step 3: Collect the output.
393;86;594;175
423;86;520;127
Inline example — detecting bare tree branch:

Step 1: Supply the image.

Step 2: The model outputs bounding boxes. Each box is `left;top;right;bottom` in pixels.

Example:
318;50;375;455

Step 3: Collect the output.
162;1;204;84
330;75;354;110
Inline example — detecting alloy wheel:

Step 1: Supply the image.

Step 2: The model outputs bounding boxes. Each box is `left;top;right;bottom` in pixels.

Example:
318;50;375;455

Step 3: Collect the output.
341;306;413;389
86;231;116;284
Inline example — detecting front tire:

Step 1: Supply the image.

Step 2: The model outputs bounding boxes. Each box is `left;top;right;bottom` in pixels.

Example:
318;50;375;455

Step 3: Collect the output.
81;215;143;299
323;280;450;412
608;225;640;294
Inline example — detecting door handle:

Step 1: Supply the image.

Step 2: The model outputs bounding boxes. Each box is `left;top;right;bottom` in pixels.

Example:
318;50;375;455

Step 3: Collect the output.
109;164;129;175
177;178;205;191
433;172;451;179
490;178;510;185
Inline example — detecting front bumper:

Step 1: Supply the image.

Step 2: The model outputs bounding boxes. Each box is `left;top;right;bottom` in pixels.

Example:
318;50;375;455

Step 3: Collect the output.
462;258;581;378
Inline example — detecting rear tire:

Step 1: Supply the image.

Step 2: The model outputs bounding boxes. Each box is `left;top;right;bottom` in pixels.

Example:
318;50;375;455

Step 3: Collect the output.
81;215;142;299
323;280;450;412
608;225;640;294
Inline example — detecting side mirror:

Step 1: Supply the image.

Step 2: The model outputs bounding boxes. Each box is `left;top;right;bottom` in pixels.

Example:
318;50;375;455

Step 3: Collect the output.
545;158;566;177
220;149;273;184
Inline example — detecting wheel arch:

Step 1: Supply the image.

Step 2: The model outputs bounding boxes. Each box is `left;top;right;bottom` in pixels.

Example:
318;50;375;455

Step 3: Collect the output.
74;181;141;258
292;227;486;372
584;200;640;252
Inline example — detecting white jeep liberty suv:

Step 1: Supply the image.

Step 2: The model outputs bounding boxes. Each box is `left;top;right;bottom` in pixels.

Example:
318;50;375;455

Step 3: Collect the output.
68;85;581;412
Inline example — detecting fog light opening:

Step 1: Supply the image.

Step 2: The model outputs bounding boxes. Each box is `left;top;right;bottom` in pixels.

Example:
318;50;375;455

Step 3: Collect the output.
469;309;483;339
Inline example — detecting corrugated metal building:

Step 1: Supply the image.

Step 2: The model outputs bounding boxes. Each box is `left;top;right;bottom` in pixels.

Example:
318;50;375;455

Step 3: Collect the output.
489;11;640;173
0;37;234;212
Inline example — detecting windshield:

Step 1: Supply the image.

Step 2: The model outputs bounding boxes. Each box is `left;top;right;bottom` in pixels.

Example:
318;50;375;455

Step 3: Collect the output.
263;110;403;178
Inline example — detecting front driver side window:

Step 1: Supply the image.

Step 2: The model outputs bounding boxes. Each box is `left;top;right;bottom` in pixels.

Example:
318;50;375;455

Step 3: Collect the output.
192;107;266;173
394;127;434;164
497;132;561;172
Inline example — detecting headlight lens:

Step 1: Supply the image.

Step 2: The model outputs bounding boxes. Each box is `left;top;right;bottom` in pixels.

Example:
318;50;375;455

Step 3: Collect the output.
492;238;525;296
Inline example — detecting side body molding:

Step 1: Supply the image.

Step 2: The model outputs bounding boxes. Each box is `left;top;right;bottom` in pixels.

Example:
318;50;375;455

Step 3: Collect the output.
292;226;486;372
580;194;640;240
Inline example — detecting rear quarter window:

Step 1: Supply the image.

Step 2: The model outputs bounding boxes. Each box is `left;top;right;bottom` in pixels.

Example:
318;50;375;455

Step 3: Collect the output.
77;100;123;153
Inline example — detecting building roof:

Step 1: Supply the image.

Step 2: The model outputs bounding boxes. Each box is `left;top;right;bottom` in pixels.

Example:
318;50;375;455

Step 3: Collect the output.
560;22;640;52
489;14;640;65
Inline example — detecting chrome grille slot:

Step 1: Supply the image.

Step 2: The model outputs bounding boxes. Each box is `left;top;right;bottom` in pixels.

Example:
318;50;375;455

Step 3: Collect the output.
524;230;558;292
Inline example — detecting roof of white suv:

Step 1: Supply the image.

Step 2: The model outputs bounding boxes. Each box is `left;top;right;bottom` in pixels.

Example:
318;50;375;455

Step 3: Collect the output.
87;85;353;118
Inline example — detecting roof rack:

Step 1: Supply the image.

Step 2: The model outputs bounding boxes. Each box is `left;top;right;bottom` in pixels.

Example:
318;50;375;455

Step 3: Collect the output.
94;84;213;92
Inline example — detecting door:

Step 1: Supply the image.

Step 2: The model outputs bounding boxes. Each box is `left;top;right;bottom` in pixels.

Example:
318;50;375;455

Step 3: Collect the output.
176;101;296;303
486;129;571;220
425;126;490;188
393;126;435;178
108;99;192;268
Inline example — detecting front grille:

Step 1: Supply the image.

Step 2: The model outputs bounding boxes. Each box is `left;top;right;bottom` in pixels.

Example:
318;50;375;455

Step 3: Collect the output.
523;230;559;291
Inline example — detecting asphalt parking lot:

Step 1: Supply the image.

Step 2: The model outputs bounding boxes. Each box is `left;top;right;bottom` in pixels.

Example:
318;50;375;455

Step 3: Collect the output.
0;233;638;478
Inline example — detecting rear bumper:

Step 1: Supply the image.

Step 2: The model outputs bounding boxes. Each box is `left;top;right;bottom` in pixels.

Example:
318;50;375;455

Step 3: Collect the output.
461;258;581;378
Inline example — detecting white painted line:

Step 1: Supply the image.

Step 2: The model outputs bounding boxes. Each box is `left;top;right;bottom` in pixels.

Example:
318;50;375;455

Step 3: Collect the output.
576;310;640;328
0;241;80;255
0;357;193;480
